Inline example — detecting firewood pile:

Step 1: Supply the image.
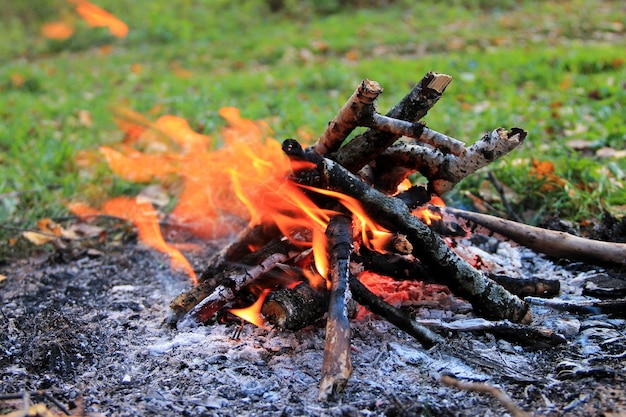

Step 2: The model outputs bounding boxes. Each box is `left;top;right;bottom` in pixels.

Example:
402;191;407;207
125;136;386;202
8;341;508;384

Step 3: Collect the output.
166;73;626;401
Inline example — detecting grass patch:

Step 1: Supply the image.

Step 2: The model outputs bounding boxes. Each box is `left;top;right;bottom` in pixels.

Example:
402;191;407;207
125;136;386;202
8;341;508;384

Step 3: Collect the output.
1;0;625;257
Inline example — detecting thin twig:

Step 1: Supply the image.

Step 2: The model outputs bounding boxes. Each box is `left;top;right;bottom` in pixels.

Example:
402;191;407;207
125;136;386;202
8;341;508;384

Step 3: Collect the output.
440;375;532;417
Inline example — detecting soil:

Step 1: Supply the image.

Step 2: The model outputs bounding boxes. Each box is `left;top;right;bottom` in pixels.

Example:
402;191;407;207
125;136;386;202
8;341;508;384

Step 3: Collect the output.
1;224;625;416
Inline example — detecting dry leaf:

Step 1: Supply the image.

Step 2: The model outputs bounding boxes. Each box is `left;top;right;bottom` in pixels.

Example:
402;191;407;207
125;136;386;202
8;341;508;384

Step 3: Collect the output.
10;73;25;89
596;147;626;158
0;274;7;283
73;0;129;38
78;109;93;127
22;231;58;245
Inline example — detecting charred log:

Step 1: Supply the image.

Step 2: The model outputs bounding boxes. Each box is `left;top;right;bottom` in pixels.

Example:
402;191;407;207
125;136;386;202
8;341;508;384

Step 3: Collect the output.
261;281;329;330
419;318;566;348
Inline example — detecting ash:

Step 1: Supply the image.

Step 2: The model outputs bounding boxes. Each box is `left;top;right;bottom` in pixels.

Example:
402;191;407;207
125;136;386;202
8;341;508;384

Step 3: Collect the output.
1;239;625;416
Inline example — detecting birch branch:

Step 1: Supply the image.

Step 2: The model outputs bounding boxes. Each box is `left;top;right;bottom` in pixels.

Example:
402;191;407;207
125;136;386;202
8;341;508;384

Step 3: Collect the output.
373;127;526;194
333;72;452;173
313;79;383;155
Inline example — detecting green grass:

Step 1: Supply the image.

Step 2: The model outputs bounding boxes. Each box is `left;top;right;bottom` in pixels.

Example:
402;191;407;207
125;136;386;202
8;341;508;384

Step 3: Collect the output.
1;0;625;257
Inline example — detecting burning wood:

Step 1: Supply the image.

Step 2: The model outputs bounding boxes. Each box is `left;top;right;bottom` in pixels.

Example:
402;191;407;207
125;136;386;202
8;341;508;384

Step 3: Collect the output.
157;72;624;400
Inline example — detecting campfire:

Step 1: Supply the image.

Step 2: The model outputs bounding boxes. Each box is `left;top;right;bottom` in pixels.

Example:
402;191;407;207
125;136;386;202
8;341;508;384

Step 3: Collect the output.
70;72;626;402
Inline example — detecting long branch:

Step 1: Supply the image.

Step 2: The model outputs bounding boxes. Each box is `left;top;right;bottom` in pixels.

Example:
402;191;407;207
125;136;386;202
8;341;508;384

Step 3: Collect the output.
318;214;354;401
439;205;626;267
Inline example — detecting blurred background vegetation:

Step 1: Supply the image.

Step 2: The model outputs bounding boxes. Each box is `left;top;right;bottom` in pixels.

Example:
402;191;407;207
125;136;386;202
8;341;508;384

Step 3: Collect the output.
1;0;625;257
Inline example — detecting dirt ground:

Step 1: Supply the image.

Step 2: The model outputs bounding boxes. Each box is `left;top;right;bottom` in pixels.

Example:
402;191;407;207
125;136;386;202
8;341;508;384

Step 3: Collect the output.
1;227;625;416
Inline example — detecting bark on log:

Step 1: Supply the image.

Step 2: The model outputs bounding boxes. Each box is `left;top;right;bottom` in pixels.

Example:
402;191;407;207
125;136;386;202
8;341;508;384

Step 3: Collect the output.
439;206;626;267
317;157;531;323
332;72;452;173
319;214;354;401
261;281;329;330
349;274;443;348
372;127;526;195
168;238;300;325
313;79;383;155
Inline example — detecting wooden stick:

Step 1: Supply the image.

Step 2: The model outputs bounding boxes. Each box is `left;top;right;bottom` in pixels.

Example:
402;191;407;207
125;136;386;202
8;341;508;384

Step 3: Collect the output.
440;375;532;417
313;79;383;155
418;318;566;348
333;72;452;173
319;214;354;401
353;248;560;298
440;205;626;267
372;127;526;194
368;115;466;156
349;274;443;348
318;157;531;323
525;296;626;317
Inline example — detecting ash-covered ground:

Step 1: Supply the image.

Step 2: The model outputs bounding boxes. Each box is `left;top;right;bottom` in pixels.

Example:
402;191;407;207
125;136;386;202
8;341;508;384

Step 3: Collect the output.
1;235;625;416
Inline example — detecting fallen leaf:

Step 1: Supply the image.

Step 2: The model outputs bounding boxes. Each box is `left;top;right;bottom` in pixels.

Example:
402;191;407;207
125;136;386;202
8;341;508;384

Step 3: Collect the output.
61;223;105;240
22;231;58;245
131;63;143;74
37;218;62;236
72;0;129;38
10;73;25;89
78;109;93;127
41;21;75;40
0;274;6;283
596;147;626;158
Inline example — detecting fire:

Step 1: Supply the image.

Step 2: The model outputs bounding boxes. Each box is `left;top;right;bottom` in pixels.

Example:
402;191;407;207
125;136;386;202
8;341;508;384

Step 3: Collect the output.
75;106;399;303
70;197;197;283
229;289;271;329
301;186;394;254
412;195;446;226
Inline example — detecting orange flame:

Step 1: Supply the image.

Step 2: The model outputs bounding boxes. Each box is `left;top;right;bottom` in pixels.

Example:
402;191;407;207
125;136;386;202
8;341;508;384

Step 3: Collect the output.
103;197;197;283
412;195;445;226
300;186;394;254
229;289;271;329
70;0;129;38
